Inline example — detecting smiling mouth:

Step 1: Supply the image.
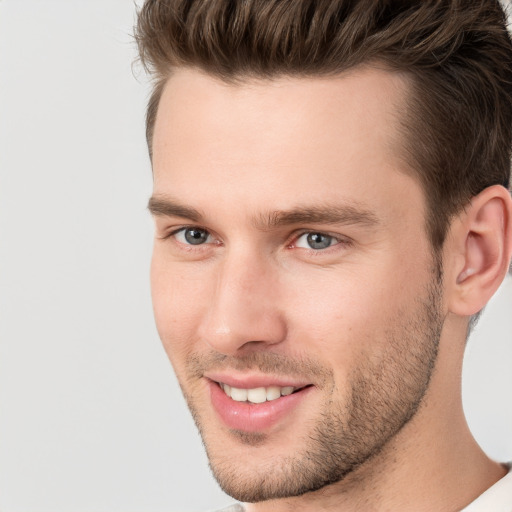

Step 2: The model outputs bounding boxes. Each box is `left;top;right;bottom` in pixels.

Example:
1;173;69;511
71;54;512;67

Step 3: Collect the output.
217;382;311;404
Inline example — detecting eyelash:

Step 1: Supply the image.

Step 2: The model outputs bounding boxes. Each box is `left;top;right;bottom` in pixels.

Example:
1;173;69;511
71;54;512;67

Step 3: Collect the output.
162;226;218;249
162;226;352;254
291;231;349;251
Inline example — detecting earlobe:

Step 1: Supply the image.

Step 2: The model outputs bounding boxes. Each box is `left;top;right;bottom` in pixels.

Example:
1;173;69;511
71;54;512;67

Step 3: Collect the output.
449;185;512;316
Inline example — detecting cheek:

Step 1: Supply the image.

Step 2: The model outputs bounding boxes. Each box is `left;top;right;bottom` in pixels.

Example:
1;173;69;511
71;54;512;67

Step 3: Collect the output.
150;252;210;366
286;269;387;333
283;261;418;368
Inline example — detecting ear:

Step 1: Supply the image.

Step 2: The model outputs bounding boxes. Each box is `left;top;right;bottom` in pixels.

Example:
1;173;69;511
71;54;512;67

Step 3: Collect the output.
446;185;512;316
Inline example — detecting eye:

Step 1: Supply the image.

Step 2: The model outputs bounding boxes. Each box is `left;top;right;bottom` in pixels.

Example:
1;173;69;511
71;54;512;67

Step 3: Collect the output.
295;232;338;250
174;227;212;245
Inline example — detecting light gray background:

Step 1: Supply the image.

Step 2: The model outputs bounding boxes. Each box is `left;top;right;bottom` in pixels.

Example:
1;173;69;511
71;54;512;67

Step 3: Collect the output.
0;2;510;511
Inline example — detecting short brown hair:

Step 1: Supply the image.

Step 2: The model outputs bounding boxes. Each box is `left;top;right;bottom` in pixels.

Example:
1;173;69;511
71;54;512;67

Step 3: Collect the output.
136;0;512;249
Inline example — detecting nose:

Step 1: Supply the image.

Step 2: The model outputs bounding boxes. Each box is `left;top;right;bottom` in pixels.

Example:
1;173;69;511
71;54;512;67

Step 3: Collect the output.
197;251;287;356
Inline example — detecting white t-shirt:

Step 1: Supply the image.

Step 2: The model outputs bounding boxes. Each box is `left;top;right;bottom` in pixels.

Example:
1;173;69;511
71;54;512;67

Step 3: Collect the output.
215;464;512;511
461;463;512;511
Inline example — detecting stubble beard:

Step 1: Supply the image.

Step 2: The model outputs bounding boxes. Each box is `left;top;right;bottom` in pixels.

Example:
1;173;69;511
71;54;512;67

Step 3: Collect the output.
179;275;444;503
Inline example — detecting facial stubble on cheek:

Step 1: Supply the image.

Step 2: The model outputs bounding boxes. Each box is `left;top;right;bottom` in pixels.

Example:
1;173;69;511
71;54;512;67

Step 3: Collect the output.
178;277;444;504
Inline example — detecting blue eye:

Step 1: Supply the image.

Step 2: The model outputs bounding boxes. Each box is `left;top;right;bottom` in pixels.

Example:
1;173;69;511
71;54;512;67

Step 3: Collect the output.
175;227;212;245
295;232;337;250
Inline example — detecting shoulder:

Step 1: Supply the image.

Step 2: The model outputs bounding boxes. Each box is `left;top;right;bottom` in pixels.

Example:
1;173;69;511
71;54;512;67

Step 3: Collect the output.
461;463;512;512
210;504;245;512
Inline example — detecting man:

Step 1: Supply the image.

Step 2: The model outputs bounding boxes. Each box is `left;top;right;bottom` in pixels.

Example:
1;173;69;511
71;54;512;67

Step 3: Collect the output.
137;1;512;510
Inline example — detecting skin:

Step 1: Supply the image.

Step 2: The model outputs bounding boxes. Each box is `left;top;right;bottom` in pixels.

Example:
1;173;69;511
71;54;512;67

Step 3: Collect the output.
149;67;510;511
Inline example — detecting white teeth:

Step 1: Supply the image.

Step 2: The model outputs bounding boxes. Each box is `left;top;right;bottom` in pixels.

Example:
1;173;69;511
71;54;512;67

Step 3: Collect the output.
220;383;299;403
266;386;281;401
230;387;248;402
247;387;267;404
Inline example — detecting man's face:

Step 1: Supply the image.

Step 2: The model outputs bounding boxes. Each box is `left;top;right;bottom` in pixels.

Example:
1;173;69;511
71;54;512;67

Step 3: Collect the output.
150;68;444;502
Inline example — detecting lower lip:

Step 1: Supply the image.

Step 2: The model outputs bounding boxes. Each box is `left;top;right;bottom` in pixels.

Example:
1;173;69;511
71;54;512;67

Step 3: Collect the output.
209;381;313;432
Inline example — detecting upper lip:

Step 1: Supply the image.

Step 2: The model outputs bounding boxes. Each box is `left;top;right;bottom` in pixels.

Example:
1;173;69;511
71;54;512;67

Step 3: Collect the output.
204;372;312;389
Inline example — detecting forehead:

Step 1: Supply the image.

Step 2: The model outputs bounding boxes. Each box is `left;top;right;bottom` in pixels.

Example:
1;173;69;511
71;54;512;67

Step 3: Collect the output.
151;67;421;222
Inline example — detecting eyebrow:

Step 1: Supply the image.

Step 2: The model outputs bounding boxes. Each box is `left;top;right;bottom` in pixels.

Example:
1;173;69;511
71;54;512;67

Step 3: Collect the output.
148;195;379;229
259;205;379;230
148;196;203;222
